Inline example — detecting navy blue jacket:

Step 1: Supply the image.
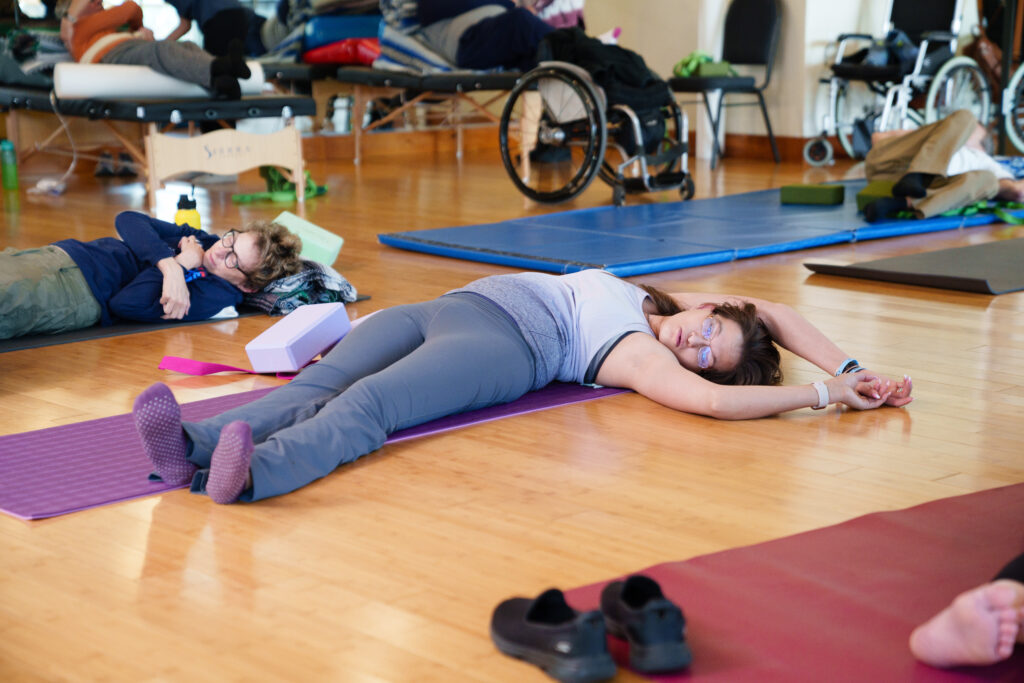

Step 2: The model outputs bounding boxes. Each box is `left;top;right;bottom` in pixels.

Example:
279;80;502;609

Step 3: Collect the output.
417;0;513;26
54;211;244;325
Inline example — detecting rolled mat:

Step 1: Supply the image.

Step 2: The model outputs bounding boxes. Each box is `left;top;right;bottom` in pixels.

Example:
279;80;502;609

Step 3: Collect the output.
54;61;265;100
562;483;1024;682
0;382;625;520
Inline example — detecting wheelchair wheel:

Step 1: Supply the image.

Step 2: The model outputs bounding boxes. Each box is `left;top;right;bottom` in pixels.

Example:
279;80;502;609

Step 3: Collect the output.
679;176;695;200
830;81;861;160
803;137;834;167
499;65;606;203
1007;64;1024;153
925;57;991;126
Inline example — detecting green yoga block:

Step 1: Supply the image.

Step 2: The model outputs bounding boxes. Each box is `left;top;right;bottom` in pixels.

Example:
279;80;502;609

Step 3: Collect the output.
273;211;343;266
780;184;845;205
856;180;896;212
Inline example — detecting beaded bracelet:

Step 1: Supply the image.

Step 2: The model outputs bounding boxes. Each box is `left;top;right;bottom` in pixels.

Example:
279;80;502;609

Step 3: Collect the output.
834;358;862;376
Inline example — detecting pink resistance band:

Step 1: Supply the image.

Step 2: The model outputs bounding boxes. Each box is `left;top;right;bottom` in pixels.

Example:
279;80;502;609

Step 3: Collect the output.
157;356;304;378
157;311;372;378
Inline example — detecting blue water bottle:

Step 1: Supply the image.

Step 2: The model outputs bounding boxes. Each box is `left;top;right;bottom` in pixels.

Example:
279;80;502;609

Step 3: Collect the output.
1;140;18;191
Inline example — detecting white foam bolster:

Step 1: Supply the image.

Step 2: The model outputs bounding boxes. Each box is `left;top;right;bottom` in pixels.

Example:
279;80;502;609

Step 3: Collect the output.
245;302;351;373
53;61;265;100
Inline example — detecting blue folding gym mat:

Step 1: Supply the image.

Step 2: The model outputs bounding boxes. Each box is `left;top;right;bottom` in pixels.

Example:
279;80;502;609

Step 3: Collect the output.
378;180;1024;277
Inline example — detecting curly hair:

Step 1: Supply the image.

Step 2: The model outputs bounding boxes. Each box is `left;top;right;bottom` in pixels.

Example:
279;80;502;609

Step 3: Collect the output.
236;221;304;291
639;284;782;386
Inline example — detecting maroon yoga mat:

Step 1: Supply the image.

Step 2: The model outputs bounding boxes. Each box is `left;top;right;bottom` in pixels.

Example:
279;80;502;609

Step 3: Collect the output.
0;382;625;520
562;483;1024;682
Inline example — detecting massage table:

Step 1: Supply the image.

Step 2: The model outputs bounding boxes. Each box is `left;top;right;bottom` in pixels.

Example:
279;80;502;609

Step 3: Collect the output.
1;64;316;210
326;66;520;163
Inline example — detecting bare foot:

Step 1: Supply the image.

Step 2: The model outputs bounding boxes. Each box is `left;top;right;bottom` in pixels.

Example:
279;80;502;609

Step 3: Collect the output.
909;580;1023;668
995;179;1024;203
871;129;911;145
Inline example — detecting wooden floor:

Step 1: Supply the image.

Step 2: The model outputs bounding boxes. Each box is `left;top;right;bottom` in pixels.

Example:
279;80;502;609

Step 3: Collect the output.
2;141;1023;681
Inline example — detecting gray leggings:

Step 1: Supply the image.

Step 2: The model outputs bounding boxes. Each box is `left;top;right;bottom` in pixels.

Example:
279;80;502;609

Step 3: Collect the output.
183;294;537;501
102;39;213;89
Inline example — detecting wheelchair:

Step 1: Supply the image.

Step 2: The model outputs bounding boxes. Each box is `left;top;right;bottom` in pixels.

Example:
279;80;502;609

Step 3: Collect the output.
498;61;694;205
804;0;991;166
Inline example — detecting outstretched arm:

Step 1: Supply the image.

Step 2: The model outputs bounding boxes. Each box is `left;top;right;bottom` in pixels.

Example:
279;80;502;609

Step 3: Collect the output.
596;333;893;420
670;291;913;407
671;292;847;373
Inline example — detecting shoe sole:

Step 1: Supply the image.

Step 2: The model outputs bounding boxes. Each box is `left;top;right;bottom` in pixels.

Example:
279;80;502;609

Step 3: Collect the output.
605;622;692;673
627;640;692;673
490;630;616;683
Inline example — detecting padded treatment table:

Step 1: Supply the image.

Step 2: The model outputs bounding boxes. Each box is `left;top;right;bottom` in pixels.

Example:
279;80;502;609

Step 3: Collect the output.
0;86;316;209
329;67;521;163
262;61;347;131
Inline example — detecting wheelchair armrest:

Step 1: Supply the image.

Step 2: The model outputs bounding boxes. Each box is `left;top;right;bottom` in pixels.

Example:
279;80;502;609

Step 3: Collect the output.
833;34;875;65
919;31;956;43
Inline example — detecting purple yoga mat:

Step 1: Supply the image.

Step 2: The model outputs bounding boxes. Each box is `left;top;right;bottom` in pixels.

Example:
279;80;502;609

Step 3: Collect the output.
0;383;626;520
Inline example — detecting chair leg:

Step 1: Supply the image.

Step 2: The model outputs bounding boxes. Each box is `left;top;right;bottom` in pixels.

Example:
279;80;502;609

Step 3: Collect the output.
757;92;780;163
705;93;724;169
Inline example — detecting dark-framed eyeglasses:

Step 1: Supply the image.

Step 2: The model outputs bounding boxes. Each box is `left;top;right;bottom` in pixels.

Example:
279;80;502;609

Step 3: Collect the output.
221;230;252;276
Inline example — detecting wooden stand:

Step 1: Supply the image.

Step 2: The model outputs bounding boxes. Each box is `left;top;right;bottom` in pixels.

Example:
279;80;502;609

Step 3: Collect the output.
6;107;306;211
144;122;305;210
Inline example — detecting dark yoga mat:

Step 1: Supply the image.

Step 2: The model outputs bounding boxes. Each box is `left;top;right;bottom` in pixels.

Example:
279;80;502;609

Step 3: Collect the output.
562;483;1024;682
0;309;263;354
805;238;1024;294
0;382;625;520
0;295;371;354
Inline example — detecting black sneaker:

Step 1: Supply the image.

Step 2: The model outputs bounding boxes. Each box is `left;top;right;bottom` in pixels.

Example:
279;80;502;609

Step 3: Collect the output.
94;152;115;177
491;588;616;683
116;152;138;177
600;575;691;673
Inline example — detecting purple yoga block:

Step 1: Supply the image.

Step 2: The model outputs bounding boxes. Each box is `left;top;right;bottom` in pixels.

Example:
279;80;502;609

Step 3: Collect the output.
245;302;351;372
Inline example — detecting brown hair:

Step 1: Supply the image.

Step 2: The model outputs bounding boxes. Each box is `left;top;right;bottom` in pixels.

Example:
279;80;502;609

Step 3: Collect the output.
640;284;783;386
236;221;304;291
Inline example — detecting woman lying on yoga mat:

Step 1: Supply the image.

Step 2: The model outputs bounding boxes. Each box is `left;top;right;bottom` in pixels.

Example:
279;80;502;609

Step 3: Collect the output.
911;552;1024;668
134;269;914;504
0;211;302;339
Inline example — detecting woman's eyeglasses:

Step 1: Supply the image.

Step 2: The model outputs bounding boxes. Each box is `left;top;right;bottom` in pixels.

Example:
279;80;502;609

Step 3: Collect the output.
697;315;716;369
221;230;252;276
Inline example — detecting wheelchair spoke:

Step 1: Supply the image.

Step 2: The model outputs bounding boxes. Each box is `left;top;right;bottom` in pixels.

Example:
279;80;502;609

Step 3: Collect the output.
499;67;606;203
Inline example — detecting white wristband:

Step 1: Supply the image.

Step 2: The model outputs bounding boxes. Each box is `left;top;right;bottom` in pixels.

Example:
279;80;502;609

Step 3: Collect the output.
811;381;829;410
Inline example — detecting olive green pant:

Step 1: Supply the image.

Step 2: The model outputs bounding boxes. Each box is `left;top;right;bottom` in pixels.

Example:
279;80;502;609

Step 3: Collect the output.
865;109;999;218
0;246;102;339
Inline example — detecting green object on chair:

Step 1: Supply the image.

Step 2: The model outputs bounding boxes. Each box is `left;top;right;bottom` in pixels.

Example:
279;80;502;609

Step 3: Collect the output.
672;50;713;77
695;62;735;77
780;184;845;205
856;180;896;212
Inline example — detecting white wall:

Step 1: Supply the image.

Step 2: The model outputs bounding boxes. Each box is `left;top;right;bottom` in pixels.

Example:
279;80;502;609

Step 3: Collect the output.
584;0;981;153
